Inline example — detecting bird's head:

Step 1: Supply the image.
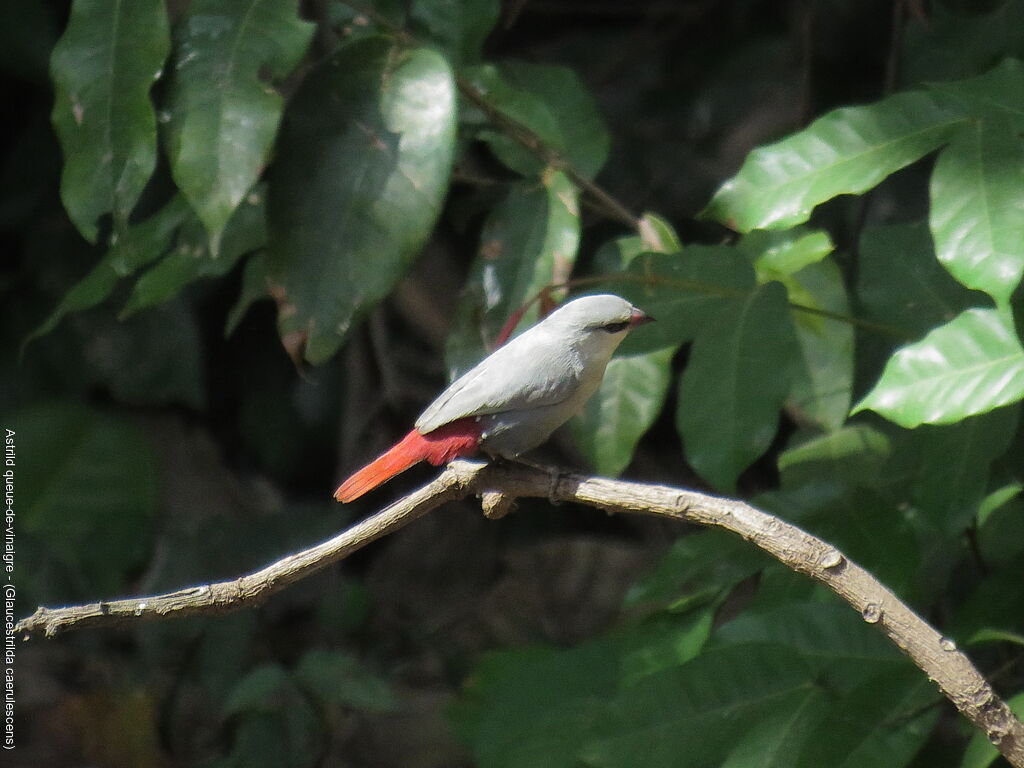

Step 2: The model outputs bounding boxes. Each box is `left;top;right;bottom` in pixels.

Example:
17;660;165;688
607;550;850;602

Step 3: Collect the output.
544;294;654;360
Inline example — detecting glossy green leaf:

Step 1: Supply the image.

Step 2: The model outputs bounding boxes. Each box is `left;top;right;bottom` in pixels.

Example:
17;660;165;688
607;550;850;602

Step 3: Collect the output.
465;61;610;178
582;644;816;768
961;692;1024;768
50;0;170;242
929;117;1024;307
446;171;579;377
571;347;673;477
121;188;266;316
787;259;855;429
854;309;1024;426
793;668;938;768
409;0;499;64
615;246;757;355
13;402;157;595
909;407;1019;531
677;281;800;492
743;228;835;279
165;0;313;250
702;91;965;231
267;37;456;364
25;197;193;345
593;212;680;273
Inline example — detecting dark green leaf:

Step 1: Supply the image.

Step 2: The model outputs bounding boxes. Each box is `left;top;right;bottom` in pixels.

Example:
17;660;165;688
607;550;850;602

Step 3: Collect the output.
223;663;292;715
122;187;266;316
446;171;579;377
677;281;800;491
854;309;1024;426
13;402;157;595
593;212;680;273
778;425;891;489
625;529;772;611
909;406;1019;531
165;0;313;250
858;222;983;339
582;644;816;768
465;61;610;178
929;117;1024;307
226;252;269;335
409;0;499;64
702;91;965;231
719;688;829;768
928;58;1024;130
293;649;397;712
50;0;170;241
267;37;456;364
904;5;1024;84
615;246;758;355
793;668;938;768
571;347;673;477
25;196;193;345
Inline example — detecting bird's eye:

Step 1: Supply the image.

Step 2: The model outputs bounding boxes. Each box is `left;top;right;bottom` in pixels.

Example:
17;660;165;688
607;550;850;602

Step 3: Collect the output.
601;321;629;334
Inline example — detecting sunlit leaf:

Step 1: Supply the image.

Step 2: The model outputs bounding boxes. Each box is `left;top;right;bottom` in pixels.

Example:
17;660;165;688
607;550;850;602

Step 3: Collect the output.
165;0;313;250
702;91;965;231
50;0;170;242
677;281;800;492
778;425;891;488
267;37;456;364
446;170;579;377
854;309;1024;426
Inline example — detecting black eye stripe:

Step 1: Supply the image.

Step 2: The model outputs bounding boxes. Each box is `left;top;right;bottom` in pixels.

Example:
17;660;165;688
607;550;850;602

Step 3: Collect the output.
601;321;629;333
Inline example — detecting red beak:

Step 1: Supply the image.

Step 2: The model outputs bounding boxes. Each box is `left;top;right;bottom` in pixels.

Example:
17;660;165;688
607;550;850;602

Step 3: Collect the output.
629;308;655;327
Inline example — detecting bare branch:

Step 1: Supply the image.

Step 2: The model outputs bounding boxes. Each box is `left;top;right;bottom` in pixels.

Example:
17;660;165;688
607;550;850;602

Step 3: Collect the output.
15;460;1024;765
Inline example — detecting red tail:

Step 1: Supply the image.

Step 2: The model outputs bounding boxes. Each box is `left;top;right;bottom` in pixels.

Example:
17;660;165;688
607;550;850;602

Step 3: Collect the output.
334;418;482;502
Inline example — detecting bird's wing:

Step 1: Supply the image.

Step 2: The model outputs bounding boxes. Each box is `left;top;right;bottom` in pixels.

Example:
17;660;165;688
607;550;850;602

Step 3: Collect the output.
415;331;583;433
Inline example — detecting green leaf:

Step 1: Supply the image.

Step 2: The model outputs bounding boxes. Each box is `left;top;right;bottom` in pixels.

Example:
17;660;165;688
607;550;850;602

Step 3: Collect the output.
743;228;835;279
223;663;292;716
593;212;681;273
719;688;829;768
615;246;758;355
625;529;772;612
787;258;855;430
13;402;157;596
25;196;193;345
267;37;456;364
928;59;1024;130
676;281;800;492
50;0;170;242
793;668;938;768
582;644;816;768
702;90;965;231
929;117;1024;307
165;0;313;250
909;407;1019;531
961;692;1024;768
293;650;397;712
977;481;1023;527
122;187;266;316
778;425;891;489
446;171;580;377
409;0;500;64
465;61;610;179
854;309;1024;426
571;347;673;477
858;222;983;338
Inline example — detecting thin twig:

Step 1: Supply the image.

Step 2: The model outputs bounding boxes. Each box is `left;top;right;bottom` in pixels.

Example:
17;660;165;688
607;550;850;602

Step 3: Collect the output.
14;460;1024;765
